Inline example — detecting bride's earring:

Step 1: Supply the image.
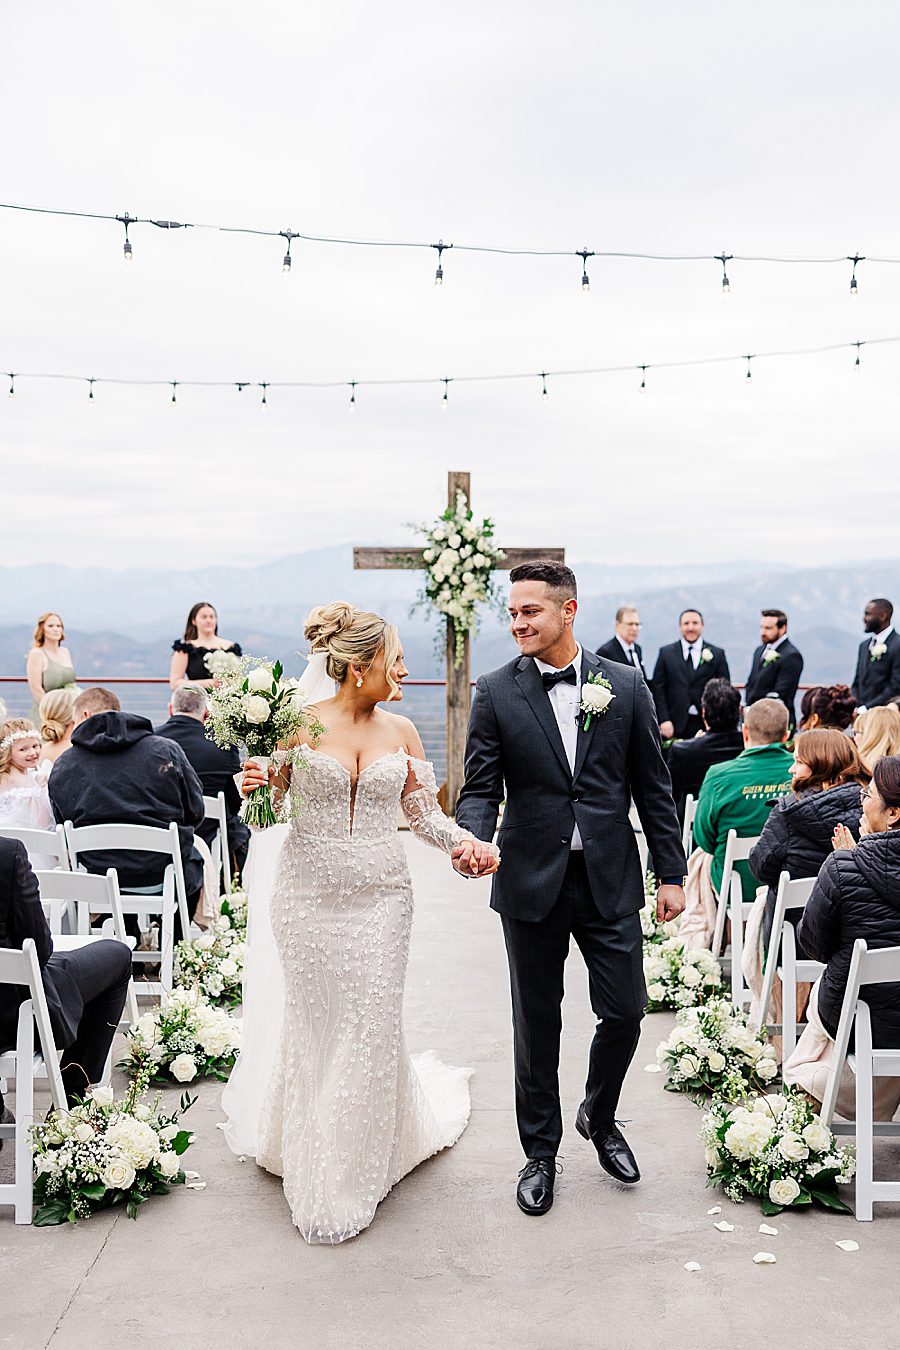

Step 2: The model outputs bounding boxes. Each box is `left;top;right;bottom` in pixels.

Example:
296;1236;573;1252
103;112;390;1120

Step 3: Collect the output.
356;675;363;688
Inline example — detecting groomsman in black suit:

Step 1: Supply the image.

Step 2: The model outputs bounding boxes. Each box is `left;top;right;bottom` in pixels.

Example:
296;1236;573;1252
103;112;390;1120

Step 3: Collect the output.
595;606;647;678
744;609;804;726
651;609;730;740
852;597;900;709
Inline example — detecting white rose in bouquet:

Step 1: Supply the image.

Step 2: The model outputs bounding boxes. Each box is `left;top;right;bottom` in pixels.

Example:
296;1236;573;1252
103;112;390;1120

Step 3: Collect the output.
707;1050;726;1073
754;1093;788;1118
756;1057;778;1082
219;957;239;979
777;1133;809;1163
678;1054;701;1077
242;694;270;724
246;666;274;692
170;1053;198;1083
90;1085;115;1107
679;964;702;988
158;1151;181;1179
769;1176;801;1206
447;532;462;549
802;1120;832;1153
102;1156;137;1190
647;981;666;1002
74;1122;94;1144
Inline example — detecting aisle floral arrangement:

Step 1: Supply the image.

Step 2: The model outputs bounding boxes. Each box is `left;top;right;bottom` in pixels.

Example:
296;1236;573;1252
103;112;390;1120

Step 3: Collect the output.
205;656;323;827
643;936;722;1011
656;999;780;1101
120;988;241;1085
417;489;506;667
30;1058;195;1225
640;873;681;946
219;887;248;936
175;907;246;1007
701;1088;856;1215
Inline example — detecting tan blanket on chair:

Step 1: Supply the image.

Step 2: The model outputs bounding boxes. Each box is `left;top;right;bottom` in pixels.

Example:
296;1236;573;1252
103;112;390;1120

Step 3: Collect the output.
678;848;717;951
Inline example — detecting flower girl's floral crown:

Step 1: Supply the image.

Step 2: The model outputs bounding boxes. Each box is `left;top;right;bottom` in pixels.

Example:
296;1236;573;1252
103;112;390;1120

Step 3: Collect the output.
0;729;37;753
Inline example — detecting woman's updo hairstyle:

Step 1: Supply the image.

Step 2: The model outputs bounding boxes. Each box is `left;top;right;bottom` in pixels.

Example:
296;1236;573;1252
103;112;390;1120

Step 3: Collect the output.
304;602;402;699
39;687;76;743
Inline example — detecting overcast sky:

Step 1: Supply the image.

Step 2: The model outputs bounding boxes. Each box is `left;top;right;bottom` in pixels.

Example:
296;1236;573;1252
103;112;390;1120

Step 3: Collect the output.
3;1;900;572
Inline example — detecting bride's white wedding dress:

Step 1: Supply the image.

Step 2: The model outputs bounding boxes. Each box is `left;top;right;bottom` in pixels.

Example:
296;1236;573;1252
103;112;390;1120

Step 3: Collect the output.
222;744;480;1244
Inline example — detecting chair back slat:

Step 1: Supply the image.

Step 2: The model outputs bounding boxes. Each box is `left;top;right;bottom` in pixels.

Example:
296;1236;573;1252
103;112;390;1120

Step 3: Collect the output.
0;938;66;1109
0;824;70;869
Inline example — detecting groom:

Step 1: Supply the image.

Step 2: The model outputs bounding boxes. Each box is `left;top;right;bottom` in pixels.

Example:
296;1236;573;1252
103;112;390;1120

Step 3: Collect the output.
455;560;686;1216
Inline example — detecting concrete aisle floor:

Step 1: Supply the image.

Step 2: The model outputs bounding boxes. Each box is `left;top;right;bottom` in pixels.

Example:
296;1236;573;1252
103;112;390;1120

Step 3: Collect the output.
2;837;899;1350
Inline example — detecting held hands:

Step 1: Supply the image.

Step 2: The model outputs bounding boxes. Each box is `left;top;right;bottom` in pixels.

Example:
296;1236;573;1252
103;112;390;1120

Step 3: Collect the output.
832;823;858;852
451;839;500;878
656;883;686;923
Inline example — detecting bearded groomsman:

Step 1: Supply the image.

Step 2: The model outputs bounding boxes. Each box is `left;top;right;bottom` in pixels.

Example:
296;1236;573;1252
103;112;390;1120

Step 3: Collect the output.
651;609;730;740
852;597;900;710
595;606;647;678
744;609;804;726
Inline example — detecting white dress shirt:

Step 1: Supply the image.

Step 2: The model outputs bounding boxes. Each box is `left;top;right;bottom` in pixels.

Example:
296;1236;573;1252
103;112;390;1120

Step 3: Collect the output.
871;625;895;649
616;635;642;670
534;644;583;850
763;633;788;657
680;637;703;715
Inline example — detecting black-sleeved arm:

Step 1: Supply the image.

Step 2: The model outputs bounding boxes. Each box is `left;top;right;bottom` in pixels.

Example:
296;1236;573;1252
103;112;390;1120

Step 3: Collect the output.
10;842;53;968
455;677;504;843
717;648;731;682
773;649;804;706
796;854;843;961
749;804;790;884
650;650;670;724
628;675;687;879
851;644;863;702
168;745;206;828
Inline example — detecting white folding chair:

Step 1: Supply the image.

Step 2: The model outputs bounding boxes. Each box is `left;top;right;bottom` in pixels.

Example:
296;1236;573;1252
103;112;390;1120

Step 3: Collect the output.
0;940;67;1224
820;940;900;1221
681;794;698;857
34;870;140;1029
711;829;761;959
63;822;191;997
0;825;71;872
203;792;232;892
755;872;823;1055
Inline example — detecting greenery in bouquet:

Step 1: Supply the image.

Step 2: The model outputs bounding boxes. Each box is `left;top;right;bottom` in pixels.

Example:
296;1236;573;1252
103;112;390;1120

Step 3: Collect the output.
121;987;241;1084
640;872;681;946
219;886;248;936
204;655;324;827
643;937;722;1011
175;910;245;1008
30;1056;195;1225
416;489;506;667
701;1088;856;1215
656;999;779;1102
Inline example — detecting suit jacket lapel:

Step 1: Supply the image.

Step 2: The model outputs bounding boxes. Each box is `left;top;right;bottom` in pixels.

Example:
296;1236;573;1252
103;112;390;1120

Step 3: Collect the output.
573;648;602;782
514;657;571;779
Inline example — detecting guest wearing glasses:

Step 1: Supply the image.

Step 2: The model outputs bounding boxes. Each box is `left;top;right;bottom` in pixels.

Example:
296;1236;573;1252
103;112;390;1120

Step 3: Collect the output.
595;606;647;678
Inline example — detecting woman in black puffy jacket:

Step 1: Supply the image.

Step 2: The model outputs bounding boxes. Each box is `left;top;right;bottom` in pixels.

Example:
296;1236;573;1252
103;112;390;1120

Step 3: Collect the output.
797;754;900;1046
749;729;867;951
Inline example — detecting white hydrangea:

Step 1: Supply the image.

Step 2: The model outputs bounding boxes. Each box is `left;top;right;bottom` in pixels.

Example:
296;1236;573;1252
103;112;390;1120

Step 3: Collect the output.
106;1116;161;1169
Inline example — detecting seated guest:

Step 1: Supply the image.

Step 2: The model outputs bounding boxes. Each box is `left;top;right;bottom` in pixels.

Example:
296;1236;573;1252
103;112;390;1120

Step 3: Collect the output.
797;754;900;1051
692;698;793;901
595;606;647;677
744;608;804;726
651;608;730;741
0;837;131;1106
48;687;205;936
668;678;743;818
38;687;76;767
0;718;57;869
155;686;249;878
749;728;867;951
798;684;857;732
854;704;900;776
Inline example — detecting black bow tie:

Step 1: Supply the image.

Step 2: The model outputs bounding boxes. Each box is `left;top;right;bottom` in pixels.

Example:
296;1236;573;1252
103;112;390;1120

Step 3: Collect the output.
542;665;577;691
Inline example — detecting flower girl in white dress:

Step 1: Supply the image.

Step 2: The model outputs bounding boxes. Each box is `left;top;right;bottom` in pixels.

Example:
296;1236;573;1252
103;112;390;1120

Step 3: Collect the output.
222;604;498;1244
0;718;57;868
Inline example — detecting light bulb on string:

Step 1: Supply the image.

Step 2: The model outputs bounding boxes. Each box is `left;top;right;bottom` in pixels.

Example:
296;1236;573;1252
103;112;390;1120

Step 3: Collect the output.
638;365;648;391
541;373;549;401
441;378;450;406
716;252;732;294
116;212;136;264
349;382;357;409
235;382;249;395
854;342;863;367
848;254;863;296
578;249;594;293
7;373;14;400
432;239;450;287
260;382;269;408
744;355;753;384
280;230;298;273
88;380;95;402
170;382;178;406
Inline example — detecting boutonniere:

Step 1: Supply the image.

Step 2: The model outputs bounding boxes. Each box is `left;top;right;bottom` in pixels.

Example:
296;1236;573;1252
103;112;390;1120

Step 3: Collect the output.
700;647;714;664
762;649;780;665
580;672;615;729
870;642;888;662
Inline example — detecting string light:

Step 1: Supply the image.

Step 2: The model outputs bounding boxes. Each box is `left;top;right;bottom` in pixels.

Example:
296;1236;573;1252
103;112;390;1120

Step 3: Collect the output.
349;381;357;409
7;373;14;400
281;230;299;273
170;382;178;405
441;378;450;406
848;254;863;295
638;365;648;391
433;240;449;287
88;379;95;402
578;249;593;292
854;341;863;366
716;252;732;294
236;382;249;394
116;212;136;264
260;382;268;408
744;355;753;384
541;372;549;401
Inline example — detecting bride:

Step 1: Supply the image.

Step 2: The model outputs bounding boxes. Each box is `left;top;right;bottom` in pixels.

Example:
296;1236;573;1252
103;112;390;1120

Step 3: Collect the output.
222;602;499;1244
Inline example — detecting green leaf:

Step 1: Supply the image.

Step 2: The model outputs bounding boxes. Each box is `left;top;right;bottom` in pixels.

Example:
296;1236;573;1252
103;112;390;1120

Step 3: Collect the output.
760;1198;783;1216
172;1129;193;1155
80;1182;107;1201
33;1198;70;1226
808;1187;853;1213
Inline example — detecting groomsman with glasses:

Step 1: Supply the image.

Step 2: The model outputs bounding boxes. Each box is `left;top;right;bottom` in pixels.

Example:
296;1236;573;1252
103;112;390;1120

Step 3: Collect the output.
595;606;647;678
651;609;730;741
852;597;900;711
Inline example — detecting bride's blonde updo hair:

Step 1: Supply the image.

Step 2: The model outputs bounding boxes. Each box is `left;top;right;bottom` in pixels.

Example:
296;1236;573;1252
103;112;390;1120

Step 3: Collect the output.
39;687;76;743
304;601;402;699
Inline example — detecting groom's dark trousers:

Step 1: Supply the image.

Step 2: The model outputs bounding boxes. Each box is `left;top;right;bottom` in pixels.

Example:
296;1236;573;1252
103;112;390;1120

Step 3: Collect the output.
457;648;686;1159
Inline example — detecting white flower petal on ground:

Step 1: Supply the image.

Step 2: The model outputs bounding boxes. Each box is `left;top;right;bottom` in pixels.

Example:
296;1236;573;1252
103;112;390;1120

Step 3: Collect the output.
713;1220;734;1232
643;1063;663;1073
707;1205;722;1215
753;1252;777;1264
759;1224;780;1236
683;1262;702;1272
835;1239;859;1252
185;1180;207;1190
184;1170;201;1179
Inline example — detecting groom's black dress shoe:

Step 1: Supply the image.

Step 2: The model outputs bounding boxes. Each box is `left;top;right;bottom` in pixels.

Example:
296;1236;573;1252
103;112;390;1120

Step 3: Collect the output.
516;1158;556;1215
575;1104;641;1184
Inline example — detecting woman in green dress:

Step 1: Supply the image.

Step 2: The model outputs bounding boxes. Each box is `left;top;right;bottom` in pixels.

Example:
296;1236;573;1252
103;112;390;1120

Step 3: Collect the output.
26;612;78;724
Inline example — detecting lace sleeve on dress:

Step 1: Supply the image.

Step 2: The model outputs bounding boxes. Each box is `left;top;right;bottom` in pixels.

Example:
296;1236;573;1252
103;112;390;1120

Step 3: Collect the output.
401;757;499;858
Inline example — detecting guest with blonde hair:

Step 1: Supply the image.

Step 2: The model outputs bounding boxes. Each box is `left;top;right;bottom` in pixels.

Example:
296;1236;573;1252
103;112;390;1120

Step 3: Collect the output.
26;613;77;724
38;688;76;767
854;704;900;775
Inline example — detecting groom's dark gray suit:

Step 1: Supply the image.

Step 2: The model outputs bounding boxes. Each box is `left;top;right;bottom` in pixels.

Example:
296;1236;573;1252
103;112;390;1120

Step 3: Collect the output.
456;646;686;1157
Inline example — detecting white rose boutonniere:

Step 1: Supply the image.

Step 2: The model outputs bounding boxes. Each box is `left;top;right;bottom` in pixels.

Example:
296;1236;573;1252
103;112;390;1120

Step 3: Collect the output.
580;673;615;730
870;641;888;662
762;648;780;665
700;647;714;664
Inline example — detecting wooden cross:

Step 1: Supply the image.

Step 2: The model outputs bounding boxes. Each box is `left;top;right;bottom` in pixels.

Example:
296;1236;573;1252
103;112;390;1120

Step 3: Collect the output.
354;469;564;812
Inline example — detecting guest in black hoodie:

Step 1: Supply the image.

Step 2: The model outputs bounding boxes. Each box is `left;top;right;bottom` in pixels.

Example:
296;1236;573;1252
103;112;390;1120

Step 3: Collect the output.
668;678;744;820
749;728;867;952
798;753;900;1046
48;687;205;933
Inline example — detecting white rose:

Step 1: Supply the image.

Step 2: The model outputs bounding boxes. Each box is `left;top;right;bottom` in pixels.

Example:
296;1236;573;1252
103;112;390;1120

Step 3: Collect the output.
170;1053;198;1083
90;1085;115;1107
778;1132;809;1163
215;914;232;932
678;1053;701;1077
802;1120;832;1154
472;552;487;568
768;1176;801;1206
160;1123;180;1142
219;958;239;979
581;684;614;713
707;1050;726;1073
158;1151;181;1179
754;1093;788;1118
35;1153;58;1177
135;1012;158;1042
646;982;666;1002
196;931;216;951
461;571;474;584
423;548;435;563
447;532;462;549
679;965;702;988
74;1122;94;1144
246;667;273;693
242;694;270;724
134;1103;151;1122
102;1156;137;1190
432;524;447;540
756;1057;778;1082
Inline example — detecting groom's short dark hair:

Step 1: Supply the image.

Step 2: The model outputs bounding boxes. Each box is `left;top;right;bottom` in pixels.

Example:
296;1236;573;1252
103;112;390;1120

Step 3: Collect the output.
509;559;577;601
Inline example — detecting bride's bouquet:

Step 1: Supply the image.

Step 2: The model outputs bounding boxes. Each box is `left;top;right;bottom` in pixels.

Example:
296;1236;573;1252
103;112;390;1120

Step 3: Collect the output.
205;655;320;827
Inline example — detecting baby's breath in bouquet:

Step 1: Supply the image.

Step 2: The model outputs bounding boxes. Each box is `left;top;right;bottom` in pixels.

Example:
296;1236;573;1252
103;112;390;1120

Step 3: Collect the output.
205;655;321;828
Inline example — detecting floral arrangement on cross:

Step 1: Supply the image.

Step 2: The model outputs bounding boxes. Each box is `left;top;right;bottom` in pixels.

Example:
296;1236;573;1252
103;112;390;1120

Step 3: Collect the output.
417;490;506;668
